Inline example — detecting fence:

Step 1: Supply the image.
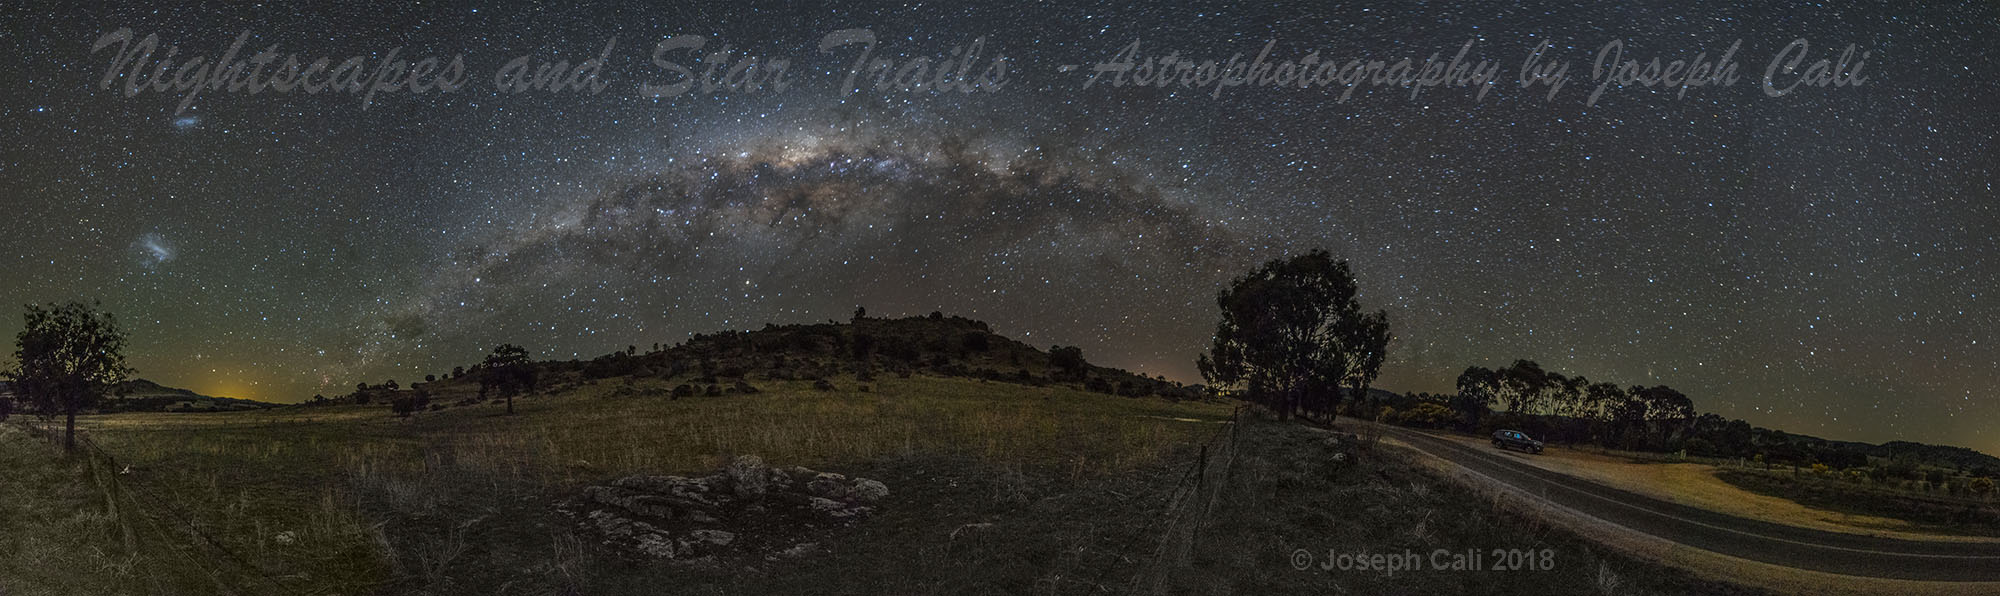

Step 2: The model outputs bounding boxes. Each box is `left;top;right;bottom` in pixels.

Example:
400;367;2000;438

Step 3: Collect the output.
1122;404;1246;595
6;419;293;594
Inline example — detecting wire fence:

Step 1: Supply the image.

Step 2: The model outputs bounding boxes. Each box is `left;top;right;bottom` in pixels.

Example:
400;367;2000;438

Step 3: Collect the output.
10;419;292;595
1071;404;1245;596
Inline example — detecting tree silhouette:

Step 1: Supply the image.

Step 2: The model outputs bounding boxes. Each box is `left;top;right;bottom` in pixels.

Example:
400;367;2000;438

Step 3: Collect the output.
1498;360;1548;414
480;344;537;415
1048;345;1086;380
1633;385;1694;421
1452;366;1498;430
7;302;132;452
392;388;431;418
1197;250;1391;422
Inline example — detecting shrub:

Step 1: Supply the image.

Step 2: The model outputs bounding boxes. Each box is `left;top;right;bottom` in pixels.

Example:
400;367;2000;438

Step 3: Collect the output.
391;391;431;418
1398;403;1455;428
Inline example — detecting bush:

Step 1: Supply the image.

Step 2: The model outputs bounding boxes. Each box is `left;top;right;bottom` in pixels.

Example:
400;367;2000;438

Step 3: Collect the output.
1396;403;1456;428
1049;346;1086;377
391;391;431;418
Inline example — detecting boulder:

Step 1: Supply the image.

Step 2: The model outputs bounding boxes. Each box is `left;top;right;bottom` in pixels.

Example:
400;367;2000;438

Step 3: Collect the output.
726;455;771;497
851;478;889;503
806;473;850;499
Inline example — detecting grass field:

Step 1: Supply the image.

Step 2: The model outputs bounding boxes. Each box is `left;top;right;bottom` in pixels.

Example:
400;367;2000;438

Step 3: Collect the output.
1411;431;2000;542
1711;469;2000;537
2;375;1759;595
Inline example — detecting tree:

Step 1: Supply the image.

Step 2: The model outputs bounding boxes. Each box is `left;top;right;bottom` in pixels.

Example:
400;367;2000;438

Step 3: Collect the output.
480;344;537;415
1498;360;1548;414
1584;382;1627;422
1633;385;1694;421
1048;346;1087;379
1451;366;1498;430
392;388;432;418
7;302;132;452
853;305;867;322
1197;250;1391;421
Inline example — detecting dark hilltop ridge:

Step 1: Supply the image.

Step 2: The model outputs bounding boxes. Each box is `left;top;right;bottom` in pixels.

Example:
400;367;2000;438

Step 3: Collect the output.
341;311;1206;408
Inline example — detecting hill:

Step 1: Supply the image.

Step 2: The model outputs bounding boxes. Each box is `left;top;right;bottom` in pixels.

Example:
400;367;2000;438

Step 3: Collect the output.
104;379;277;413
1868;440;2000;475
0;379;275;413
359;312;1206;406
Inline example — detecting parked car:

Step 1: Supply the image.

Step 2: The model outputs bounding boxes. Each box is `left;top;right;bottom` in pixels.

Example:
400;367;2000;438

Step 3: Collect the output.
1492;429;1544;454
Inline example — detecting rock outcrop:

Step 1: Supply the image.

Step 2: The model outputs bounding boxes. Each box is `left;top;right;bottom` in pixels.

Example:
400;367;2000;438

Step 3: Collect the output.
560;455;888;561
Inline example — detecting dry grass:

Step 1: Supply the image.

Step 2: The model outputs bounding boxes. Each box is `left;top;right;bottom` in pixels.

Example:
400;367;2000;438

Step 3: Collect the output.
1419;431;2000;542
3;375;1230;595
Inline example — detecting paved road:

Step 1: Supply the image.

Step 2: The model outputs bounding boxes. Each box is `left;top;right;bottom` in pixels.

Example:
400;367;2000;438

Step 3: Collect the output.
1377;425;2000;582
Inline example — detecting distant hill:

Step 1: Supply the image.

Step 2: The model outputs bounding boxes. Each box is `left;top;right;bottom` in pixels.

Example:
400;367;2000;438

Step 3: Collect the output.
1865;440;2000;475
103;379;277;413
0;378;274;413
363;312;1209;407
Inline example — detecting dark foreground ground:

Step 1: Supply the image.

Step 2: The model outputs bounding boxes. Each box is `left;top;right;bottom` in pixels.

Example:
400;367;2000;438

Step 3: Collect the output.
4;379;1766;595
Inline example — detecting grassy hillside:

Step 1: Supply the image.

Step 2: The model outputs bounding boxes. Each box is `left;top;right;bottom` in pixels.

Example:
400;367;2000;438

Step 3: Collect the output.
0;371;1761;595
0;379;276;414
348;313;1203;409
106;379;279;413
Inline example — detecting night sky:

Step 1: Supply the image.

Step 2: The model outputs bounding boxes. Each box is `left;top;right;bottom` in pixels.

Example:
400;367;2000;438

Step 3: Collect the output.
2;2;1994;454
